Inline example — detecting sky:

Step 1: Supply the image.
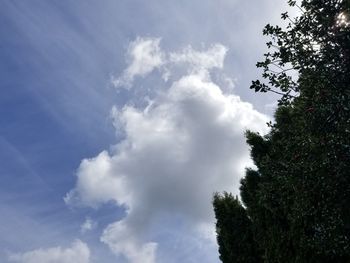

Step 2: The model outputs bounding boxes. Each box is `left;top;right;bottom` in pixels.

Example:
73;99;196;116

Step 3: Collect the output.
0;1;295;262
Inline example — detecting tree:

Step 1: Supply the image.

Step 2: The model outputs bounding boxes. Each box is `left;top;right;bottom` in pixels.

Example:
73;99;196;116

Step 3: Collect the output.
213;192;260;263
214;0;350;262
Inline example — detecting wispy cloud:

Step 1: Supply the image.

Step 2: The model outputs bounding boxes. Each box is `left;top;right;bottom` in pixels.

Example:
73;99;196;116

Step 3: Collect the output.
80;218;97;234
8;240;90;263
112;37;165;88
112;37;228;89
169;44;227;71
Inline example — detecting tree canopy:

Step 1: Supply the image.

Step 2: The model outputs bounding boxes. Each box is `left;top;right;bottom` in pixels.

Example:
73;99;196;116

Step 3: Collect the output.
213;0;350;262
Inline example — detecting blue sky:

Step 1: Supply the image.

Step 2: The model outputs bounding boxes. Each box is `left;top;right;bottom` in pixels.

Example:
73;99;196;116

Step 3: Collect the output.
0;1;293;262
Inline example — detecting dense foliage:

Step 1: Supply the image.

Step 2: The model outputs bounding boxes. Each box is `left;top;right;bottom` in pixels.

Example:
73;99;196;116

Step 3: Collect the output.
213;0;350;262
213;193;260;263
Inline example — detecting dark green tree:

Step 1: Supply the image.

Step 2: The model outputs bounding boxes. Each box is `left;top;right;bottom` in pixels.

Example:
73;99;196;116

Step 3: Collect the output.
213;192;260;263
214;0;350;262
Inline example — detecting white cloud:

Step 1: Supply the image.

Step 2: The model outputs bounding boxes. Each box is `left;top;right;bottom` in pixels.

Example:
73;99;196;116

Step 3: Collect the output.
112;37;228;89
66;38;270;262
9;240;90;263
112;37;165;88
169;44;228;71
80;218;97;234
101;221;157;263
64;150;131;209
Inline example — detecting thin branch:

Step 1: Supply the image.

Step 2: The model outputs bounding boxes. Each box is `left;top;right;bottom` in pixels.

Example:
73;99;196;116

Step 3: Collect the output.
295;3;305;14
268;88;298;98
268;67;295;74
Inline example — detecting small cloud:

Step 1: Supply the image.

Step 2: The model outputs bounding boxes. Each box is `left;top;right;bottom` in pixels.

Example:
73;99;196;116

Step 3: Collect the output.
9;240;90;263
169;44;228;72
80;217;97;234
222;76;236;91
63;150;131;209
112;37;165;88
112;39;228;90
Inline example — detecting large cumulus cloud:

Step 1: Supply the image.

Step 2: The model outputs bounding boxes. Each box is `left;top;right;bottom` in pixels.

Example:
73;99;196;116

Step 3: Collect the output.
65;37;269;263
